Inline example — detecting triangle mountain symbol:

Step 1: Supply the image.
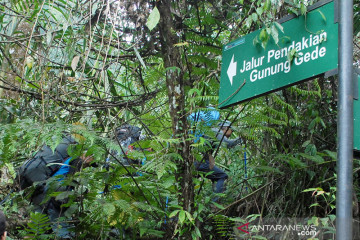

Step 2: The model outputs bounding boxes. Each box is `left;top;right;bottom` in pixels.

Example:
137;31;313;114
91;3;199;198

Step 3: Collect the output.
237;222;250;234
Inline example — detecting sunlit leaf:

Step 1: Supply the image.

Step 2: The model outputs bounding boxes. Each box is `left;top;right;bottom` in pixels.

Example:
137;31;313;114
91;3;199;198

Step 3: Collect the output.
71;55;80;72
146;6;160;31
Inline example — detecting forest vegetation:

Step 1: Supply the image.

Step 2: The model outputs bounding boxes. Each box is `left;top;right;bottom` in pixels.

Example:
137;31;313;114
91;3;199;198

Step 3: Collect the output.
0;0;360;239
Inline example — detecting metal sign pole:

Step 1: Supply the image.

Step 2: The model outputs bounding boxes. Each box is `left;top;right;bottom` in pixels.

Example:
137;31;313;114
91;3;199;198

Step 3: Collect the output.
336;0;354;239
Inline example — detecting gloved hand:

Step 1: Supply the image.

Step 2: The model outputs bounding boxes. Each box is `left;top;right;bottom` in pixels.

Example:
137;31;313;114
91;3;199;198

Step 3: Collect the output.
234;137;242;145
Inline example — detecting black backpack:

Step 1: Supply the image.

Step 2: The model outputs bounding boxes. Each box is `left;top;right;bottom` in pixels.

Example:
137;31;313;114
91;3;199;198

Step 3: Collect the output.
115;124;141;146
17;135;77;189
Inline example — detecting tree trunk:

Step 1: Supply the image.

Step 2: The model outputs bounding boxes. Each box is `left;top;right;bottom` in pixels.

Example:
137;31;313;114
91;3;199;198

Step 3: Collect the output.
157;0;194;226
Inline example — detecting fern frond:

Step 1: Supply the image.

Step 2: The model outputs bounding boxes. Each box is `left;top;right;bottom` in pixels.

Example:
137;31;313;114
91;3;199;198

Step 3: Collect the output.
25;212;52;239
290;81;321;98
271;93;298;120
193;95;219;102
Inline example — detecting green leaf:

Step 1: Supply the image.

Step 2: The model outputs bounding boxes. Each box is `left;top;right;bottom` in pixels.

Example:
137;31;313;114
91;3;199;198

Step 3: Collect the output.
287;156;307;168
71;55;80;72
304;144;317;156
194;226;201;237
134;47;147;69
165;66;181;74
256;7;263;16
251;13;258;22
188;88;201;97
287;48;298;63
146;6;160;31
255;166;283;174
300;3;307;15
212;202;225;210
168;210;180;218
259;28;270;49
317;10;326;22
174;42;189;47
179;210;185;223
246;17;253;28
198;203;205;213
55;191;73;201
253;35;259;46
323;150;337;160
303;187;323;193
25;212;52;238
271;24;279;44
274;22;284;33
302;140;311;148
103;203;116;216
259;29;267;41
264;0;271;10
185;211;194;223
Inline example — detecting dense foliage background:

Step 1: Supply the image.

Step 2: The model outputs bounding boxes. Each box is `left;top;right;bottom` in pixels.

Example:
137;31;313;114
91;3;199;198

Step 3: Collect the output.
0;0;359;239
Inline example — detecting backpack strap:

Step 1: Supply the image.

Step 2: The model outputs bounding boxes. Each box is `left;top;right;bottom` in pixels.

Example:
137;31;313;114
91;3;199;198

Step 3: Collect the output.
51;157;72;179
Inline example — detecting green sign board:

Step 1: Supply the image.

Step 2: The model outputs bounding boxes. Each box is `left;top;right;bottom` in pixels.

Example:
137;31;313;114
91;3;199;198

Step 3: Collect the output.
355;75;360;151
219;1;338;108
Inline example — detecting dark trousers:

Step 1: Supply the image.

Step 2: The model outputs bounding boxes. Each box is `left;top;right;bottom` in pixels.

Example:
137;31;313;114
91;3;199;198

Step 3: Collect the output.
32;185;73;238
195;160;228;200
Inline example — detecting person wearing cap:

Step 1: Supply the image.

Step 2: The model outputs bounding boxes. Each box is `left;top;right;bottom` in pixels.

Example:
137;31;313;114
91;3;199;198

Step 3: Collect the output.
215;120;242;148
0;210;6;240
195;120;242;202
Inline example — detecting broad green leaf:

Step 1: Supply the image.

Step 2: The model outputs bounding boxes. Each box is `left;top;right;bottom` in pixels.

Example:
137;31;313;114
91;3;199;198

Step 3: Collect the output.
323;150;337;160
146;7;160;31
287;48;298;62
256;7;263;16
264;0;271;10
195;226;201;237
185;211;194;223
259;29;267;41
274;22;284;33
179;210;185;223
55;191;73;201
251;13;258;22
212;202;225;210
302;140;311;148
246;17;253;28
271;25;279;44
168;210;180;218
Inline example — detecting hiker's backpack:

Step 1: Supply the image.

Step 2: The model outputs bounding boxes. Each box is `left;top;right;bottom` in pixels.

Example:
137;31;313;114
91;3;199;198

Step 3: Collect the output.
17;135;77;190
115;124;141;149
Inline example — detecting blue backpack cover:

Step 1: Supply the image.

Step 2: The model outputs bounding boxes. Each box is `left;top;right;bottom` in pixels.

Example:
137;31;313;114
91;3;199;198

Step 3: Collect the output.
188;107;220;142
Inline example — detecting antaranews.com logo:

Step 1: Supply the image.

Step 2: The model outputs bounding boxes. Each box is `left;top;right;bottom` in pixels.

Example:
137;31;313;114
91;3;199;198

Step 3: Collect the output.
231;217;346;239
237;222;317;237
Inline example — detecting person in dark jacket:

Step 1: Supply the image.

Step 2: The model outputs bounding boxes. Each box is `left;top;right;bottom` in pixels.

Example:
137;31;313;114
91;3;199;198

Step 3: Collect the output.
195;120;242;202
41;152;94;239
